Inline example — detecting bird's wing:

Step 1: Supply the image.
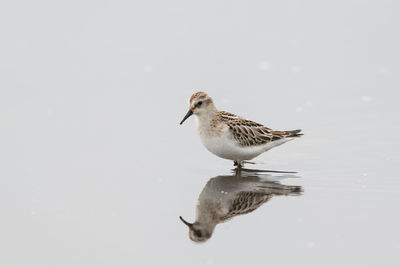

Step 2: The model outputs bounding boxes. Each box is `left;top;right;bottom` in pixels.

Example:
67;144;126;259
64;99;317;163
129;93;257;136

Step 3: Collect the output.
221;191;273;221
216;111;302;147
217;111;242;121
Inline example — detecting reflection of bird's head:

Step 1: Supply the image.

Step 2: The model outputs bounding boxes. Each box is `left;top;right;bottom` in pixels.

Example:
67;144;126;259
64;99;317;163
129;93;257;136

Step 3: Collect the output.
179;216;213;243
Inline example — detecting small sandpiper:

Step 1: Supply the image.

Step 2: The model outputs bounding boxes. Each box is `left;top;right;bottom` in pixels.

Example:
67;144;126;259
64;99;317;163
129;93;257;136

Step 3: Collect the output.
180;92;303;168
179;174;302;242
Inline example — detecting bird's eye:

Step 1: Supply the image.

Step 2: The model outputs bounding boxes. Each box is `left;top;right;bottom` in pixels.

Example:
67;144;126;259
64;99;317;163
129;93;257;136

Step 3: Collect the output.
195;230;202;237
197;101;203;107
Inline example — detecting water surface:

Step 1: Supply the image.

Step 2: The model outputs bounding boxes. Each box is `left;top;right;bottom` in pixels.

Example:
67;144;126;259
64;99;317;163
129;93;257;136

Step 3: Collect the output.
0;0;399;266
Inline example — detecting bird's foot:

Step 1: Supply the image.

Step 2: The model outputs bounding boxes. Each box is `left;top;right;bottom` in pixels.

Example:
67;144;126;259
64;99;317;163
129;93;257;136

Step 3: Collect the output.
233;160;243;168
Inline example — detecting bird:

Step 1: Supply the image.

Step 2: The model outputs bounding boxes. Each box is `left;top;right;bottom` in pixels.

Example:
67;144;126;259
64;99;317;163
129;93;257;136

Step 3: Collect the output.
179;92;303;168
179;173;302;242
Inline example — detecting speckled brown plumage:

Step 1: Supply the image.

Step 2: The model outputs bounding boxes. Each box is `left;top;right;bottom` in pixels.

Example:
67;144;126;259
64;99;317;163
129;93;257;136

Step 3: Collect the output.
221;184;302;221
214;111;302;147
222;191;272;220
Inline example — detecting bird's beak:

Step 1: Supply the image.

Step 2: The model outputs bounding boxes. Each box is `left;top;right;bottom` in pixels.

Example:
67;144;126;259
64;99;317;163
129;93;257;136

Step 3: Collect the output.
179;110;193;125
179;216;193;227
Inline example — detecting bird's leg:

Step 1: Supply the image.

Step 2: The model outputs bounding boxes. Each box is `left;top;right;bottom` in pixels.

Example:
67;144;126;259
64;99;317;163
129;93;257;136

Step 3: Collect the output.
233;160;243;169
234;162;243;176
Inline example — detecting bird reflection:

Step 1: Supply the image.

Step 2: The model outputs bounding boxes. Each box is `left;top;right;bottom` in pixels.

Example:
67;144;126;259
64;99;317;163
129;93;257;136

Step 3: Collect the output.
180;170;303;242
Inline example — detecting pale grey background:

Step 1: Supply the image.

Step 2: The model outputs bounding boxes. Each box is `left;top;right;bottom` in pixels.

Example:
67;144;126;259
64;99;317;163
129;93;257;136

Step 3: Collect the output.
1;0;399;266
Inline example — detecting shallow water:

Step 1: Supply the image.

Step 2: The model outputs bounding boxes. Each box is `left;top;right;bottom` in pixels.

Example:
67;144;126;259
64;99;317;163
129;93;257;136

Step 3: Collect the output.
1;1;400;266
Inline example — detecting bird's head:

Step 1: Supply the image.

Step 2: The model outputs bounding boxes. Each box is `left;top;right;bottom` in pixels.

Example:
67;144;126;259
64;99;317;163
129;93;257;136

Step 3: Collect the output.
179;216;213;242
180;92;216;125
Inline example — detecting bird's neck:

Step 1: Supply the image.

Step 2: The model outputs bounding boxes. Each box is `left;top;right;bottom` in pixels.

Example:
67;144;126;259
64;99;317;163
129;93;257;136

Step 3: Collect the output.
195;204;219;232
195;108;220;136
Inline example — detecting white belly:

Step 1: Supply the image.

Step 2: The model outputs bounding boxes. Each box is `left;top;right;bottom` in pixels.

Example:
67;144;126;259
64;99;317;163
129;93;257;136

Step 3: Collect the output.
199;127;289;161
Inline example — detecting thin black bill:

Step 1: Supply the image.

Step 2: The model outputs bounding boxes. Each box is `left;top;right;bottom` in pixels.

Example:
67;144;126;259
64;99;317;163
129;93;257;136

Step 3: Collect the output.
180;110;193;125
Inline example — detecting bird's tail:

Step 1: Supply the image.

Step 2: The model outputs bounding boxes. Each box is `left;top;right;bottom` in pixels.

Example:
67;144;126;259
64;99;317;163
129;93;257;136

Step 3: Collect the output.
271;129;303;138
285;129;303;137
